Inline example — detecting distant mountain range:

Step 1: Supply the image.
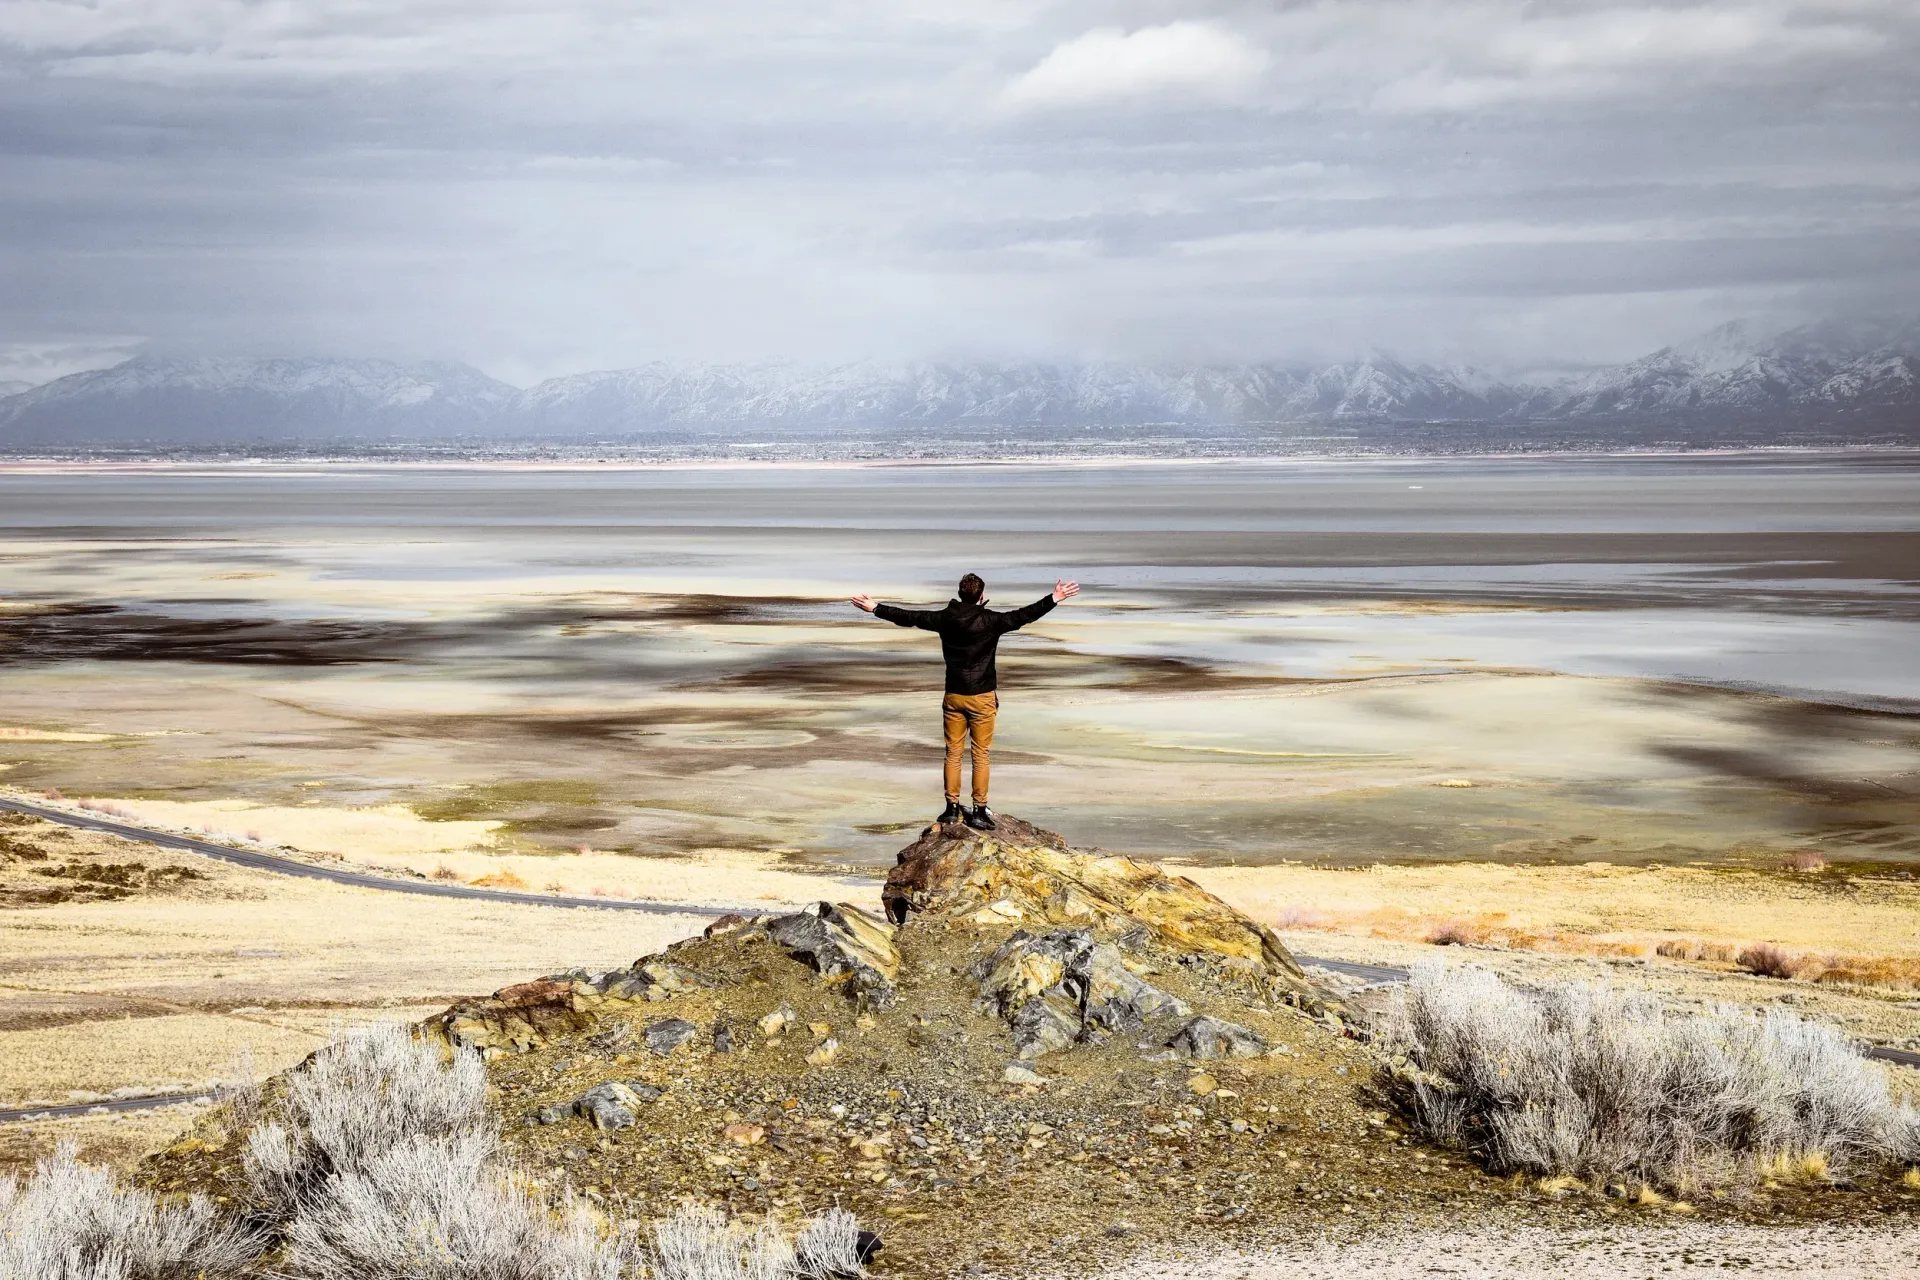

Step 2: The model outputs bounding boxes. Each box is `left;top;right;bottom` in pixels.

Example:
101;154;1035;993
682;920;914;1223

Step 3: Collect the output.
1;318;1914;447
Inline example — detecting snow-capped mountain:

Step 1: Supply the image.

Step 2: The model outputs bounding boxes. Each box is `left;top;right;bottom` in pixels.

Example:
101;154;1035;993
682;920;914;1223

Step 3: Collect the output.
0;380;33;400
0;318;1913;447
0;356;518;444
511;358;1532;431
1547;318;1920;418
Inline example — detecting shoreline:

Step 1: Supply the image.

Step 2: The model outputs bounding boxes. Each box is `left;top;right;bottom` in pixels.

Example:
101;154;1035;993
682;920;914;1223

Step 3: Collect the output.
2;444;1918;476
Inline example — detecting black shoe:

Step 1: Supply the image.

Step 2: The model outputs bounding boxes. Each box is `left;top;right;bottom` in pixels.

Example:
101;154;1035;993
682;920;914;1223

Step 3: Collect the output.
965;804;997;831
937;801;966;826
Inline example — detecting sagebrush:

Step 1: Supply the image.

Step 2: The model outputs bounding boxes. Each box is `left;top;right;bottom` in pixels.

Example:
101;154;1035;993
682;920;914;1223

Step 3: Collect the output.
1378;963;1920;1188
6;1022;865;1280
0;1142;259;1280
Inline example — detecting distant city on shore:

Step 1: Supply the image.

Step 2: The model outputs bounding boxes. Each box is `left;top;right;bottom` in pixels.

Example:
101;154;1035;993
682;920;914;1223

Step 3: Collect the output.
2;315;1916;457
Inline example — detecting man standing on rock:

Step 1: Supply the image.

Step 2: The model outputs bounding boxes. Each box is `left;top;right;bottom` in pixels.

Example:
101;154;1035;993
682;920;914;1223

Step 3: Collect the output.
852;573;1079;831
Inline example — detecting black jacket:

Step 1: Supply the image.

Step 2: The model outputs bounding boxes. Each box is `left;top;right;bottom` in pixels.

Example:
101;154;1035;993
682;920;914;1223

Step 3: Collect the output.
873;595;1056;695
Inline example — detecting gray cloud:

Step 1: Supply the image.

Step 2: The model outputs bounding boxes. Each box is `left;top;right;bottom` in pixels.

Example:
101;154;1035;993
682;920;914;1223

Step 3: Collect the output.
1;0;1916;384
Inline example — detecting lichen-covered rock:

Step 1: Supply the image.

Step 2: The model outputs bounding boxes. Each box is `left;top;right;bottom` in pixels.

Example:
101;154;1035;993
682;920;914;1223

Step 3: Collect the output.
1165;1015;1267;1060
766;902;900;1012
973;929;1193;1059
643;1018;699;1055
884;818;1314;998
424;976;592;1057
575;1081;645;1130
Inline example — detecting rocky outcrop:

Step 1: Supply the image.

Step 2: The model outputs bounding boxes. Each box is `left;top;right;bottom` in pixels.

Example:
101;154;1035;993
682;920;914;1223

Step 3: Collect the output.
764;901;900;1012
428;817;1320;1067
1164;1015;1268;1060
972;928;1192;1059
884;816;1315;998
427;902;900;1057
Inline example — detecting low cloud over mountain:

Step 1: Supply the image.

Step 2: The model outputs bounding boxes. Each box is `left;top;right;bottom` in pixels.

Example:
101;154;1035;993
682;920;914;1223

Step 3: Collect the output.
1;318;1914;448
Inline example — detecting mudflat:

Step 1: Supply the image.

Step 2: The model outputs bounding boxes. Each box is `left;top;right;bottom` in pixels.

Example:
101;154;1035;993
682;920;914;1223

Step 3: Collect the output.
1;454;1918;1180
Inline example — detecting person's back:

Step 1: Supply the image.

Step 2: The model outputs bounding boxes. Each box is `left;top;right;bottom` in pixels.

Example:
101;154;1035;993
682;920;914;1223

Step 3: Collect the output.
852;572;1079;829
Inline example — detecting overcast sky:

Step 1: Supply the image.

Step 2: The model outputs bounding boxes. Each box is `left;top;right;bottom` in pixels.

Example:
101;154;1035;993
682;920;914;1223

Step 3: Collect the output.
2;1;1917;385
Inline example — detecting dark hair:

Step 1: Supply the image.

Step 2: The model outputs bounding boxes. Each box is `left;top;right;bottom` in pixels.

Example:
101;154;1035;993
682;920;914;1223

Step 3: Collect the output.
957;573;985;604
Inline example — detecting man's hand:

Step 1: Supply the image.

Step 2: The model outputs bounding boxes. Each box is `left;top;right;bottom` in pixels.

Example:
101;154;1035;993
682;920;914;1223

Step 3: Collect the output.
1052;578;1080;604
850;594;877;613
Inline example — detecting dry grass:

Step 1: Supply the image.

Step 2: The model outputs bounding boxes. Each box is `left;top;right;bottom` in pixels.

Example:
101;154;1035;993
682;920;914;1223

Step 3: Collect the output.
1655;938;1740;964
66;796;502;859
468;869;529;890
1757;1151;1832;1186
0;1106;215;1180
1188;861;1920;994
0;853;708;1114
0;1014;323;1106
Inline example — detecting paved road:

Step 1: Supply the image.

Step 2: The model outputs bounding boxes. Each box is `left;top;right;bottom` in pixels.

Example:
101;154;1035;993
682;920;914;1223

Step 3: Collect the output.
0;795;1912;1128
0;1093;216;1125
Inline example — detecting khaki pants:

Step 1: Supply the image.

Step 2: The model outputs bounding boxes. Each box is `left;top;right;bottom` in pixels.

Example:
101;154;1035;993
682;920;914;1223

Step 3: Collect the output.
942;691;997;805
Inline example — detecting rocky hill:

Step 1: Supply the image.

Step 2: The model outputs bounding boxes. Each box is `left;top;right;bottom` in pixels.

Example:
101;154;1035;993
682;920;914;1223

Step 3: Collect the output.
143;817;1454;1275
134;814;1920;1277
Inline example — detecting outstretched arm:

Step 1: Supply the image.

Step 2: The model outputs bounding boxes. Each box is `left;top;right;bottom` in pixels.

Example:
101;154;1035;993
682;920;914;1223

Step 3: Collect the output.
852;594;945;630
997;578;1080;631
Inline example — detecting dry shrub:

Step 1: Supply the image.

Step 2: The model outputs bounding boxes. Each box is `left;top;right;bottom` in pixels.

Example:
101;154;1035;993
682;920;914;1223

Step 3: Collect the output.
795;1209;866;1279
1737;943;1803;980
1378;963;1920;1190
469;869;529;890
1810;956;1920;992
1274;906;1332;931
243;1022;488;1219
215;1047;263;1134
1787;850;1828;872
646;1203;868;1280
0;1142;260;1280
1661;939;1920;993
431;865;464;882
1426;919;1488;947
278;1131;633;1280
242;1022;868;1280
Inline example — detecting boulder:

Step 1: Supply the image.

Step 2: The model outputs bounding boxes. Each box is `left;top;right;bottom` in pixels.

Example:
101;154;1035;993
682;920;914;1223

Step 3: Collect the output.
765;902;900;1012
973;929;1192;1059
1164;1015;1267;1060
883;818;1315;998
643;1018;700;1055
575;1081;650;1130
